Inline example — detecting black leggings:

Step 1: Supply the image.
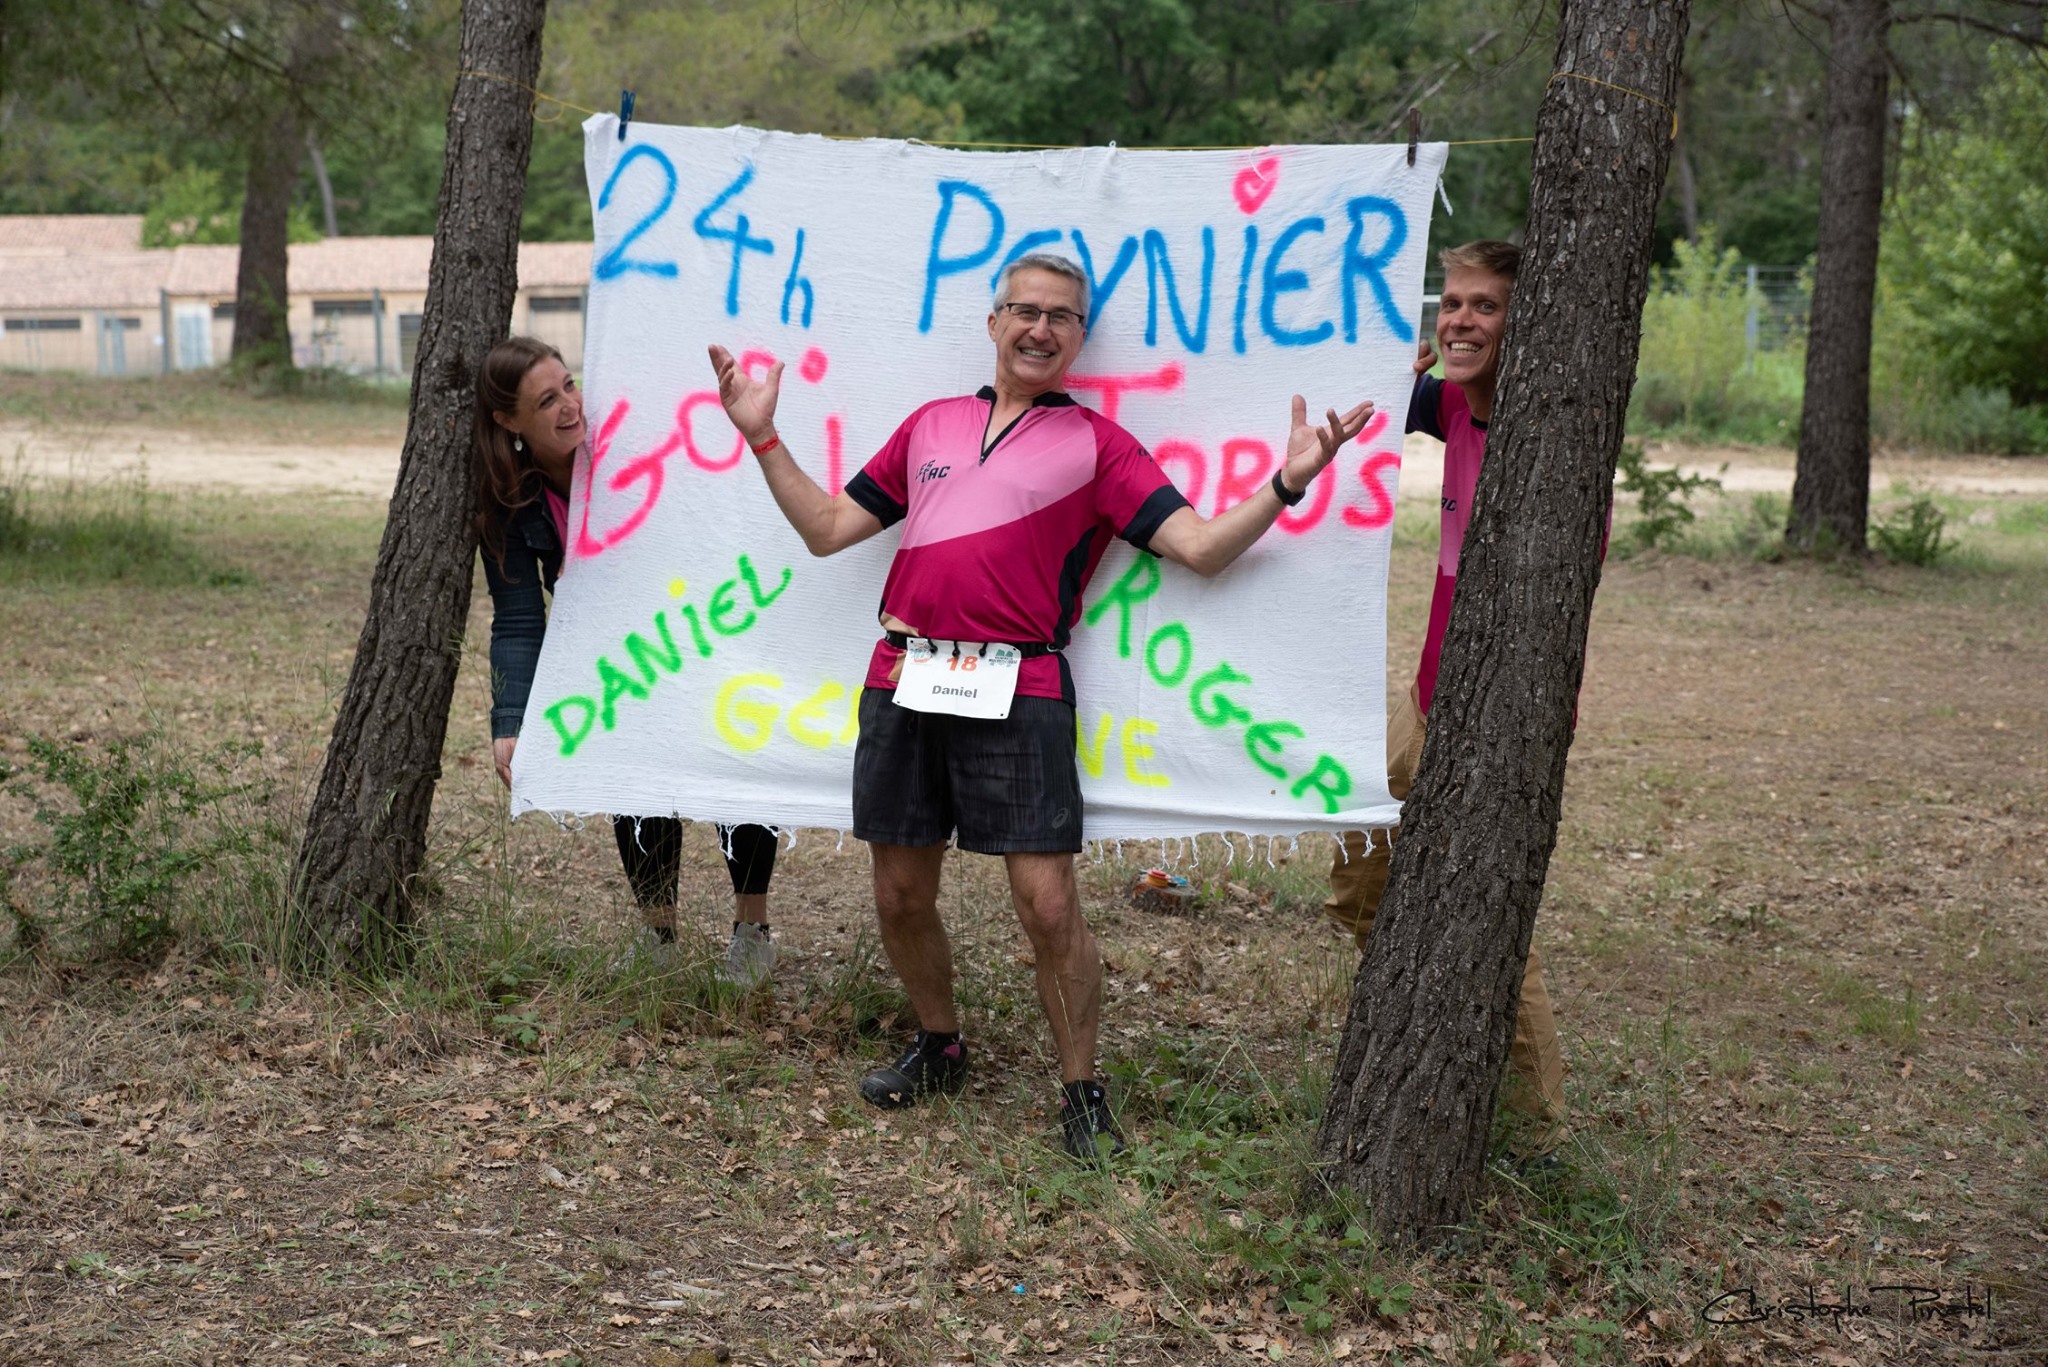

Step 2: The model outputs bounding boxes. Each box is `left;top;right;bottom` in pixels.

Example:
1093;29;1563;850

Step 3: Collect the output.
610;818;778;909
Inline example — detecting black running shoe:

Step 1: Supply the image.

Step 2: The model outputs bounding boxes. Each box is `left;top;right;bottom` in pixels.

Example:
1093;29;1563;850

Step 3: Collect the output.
1059;1080;1126;1163
858;1031;968;1109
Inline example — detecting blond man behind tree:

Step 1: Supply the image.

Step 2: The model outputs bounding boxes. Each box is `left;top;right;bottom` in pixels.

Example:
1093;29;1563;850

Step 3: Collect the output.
1326;239;1573;1156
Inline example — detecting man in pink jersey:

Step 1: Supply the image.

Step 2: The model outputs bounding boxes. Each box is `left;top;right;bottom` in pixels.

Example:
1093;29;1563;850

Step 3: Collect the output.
1323;239;1569;1156
709;253;1373;1161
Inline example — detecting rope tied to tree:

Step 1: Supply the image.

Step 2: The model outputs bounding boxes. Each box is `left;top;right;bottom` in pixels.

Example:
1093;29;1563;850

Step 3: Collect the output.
1548;71;1680;139
457;68;601;122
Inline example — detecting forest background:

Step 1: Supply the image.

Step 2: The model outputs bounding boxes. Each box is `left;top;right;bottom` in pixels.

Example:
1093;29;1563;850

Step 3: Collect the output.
3;0;2045;457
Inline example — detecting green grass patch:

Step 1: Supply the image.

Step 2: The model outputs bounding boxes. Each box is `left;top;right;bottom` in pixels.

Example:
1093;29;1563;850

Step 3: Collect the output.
1658;490;1793;562
0;469;251;588
1817;966;1922;1049
0;368;409;443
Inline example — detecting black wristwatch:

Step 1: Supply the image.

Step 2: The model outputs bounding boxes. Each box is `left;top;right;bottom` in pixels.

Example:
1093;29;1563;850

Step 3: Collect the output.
1270;466;1305;507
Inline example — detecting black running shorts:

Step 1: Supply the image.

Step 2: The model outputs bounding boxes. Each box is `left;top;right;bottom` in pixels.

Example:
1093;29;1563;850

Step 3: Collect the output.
851;689;1084;854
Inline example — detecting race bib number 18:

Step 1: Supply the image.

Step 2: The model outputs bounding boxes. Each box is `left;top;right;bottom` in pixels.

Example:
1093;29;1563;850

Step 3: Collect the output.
893;641;1022;720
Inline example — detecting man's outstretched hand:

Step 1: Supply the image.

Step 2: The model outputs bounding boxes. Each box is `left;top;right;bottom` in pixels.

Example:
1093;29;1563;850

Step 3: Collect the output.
1281;396;1375;495
708;345;783;448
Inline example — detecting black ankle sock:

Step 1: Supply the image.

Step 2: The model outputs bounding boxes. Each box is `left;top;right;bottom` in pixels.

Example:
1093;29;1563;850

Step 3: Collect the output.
917;1029;962;1055
651;925;677;944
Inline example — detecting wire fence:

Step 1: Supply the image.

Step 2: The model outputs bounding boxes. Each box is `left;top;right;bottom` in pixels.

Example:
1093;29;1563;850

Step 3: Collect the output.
1743;264;1809;358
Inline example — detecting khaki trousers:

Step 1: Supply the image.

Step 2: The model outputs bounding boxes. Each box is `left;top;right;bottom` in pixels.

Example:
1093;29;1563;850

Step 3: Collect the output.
1325;684;1568;1148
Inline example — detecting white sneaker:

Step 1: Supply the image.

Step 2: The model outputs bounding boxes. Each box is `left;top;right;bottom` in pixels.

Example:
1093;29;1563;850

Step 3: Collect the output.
611;926;681;974
717;923;776;990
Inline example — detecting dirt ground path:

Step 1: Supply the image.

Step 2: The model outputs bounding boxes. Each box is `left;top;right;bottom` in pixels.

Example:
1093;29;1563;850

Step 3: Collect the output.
9;416;2048;502
3;420;404;499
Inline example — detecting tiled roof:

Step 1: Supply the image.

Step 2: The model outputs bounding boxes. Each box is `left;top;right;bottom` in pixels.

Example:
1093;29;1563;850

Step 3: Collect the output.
160;237;591;297
519;241;593;290
295;236;437;293
157;238;435;297
0;215;145;253
0;251;170;311
162;244;240;296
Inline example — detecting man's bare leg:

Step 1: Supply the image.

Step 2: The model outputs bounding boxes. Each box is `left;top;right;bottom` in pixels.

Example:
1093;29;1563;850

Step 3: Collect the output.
870;843;959;1033
1006;852;1099;1083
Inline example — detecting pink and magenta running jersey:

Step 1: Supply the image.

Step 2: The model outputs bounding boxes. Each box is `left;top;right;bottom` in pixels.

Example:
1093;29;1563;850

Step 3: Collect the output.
844;387;1190;703
1410;375;1480;713
543;484;571;558
1410;375;1607;715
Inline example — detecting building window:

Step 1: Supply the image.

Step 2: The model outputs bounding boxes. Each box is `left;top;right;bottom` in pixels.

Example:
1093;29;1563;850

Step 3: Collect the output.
113;317;142;330
5;317;84;332
212;302;237;319
398;313;423;374
529;295;583;314
313;299;376;317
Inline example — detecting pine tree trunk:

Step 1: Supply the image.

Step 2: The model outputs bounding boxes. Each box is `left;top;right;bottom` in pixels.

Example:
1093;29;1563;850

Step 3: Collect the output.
1788;0;1889;554
1312;0;1688;1245
229;110;302;368
227;4;341;371
291;0;547;967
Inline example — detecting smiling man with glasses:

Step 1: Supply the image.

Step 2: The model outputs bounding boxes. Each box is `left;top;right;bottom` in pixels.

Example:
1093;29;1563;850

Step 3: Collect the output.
995;301;1085;331
708;252;1372;1162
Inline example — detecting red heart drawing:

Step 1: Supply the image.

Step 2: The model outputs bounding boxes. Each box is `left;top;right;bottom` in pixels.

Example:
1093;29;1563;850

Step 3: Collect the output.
1232;158;1280;214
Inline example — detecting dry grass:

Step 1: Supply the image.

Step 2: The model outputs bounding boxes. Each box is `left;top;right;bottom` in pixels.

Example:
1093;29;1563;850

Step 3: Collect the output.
1;457;2044;1365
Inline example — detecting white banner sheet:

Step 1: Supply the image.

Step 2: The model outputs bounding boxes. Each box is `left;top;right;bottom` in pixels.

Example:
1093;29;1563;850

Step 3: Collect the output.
509;117;1446;841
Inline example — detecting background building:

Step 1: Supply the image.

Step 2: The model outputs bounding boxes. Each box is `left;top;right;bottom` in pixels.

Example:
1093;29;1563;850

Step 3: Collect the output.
0;216;591;378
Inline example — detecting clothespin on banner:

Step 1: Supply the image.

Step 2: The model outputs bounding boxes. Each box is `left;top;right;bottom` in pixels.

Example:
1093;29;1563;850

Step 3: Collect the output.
618;89;636;140
1406;107;1420;166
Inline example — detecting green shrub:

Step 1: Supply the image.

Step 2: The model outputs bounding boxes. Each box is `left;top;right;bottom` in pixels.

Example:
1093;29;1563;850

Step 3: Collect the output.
1878;49;2048;410
4;730;263;959
1870;367;2048;455
1634;231;1751;431
1871;496;1951;566
1632;229;1808;443
1614;442;1724;552
1868;53;2048;453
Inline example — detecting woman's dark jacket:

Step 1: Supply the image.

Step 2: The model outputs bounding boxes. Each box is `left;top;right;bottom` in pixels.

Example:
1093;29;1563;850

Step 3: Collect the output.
483;486;564;740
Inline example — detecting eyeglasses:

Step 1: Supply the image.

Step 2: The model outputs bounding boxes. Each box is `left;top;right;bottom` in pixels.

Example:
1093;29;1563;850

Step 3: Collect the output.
997;302;1086;331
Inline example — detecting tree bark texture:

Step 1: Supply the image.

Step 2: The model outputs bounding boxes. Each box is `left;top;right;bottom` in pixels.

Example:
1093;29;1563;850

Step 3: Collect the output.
292;0;546;966
229;107;303;364
1789;0;1890;553
1313;0;1688;1245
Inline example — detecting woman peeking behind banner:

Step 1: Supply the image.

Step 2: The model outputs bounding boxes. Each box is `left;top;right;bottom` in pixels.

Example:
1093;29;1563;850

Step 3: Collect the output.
473;336;780;988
